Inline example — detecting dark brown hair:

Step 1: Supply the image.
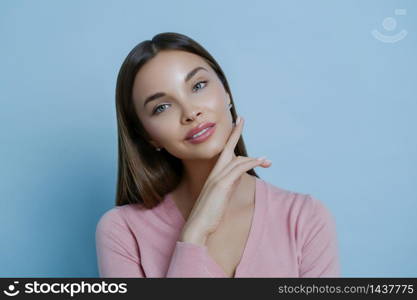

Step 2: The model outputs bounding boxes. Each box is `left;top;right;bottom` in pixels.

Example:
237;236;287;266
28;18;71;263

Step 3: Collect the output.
115;32;259;208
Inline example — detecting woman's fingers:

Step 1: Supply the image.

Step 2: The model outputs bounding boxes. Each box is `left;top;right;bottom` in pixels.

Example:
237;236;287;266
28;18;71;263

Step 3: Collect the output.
219;116;244;160
208;116;272;184
209;116;244;178
180;115;272;239
217;155;257;178
216;157;271;189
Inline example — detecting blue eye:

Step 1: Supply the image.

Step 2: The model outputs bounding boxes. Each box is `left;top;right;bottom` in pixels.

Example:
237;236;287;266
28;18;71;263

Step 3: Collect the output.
192;80;208;92
152;80;209;115
153;103;169;114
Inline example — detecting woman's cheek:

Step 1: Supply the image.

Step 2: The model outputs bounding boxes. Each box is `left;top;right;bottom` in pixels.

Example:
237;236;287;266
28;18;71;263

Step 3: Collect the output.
143;121;167;144
210;90;228;113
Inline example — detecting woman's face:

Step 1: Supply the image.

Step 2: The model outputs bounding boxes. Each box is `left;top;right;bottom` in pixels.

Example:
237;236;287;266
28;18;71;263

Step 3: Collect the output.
132;50;234;161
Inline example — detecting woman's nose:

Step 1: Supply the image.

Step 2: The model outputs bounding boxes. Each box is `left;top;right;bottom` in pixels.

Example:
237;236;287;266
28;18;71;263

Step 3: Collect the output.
183;110;203;123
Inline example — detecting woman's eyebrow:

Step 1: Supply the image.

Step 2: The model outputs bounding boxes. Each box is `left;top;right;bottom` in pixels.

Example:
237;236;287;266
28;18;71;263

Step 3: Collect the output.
143;66;208;108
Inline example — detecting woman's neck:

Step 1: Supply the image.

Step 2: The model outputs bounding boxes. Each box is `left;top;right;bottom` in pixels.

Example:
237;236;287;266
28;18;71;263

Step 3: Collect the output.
172;159;255;219
179;153;221;202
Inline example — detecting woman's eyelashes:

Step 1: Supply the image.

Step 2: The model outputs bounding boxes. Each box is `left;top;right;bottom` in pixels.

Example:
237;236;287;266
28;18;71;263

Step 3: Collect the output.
192;80;208;93
152;80;209;115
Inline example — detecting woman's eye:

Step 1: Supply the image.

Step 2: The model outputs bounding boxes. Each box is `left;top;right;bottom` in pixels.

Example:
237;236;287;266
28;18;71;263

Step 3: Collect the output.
153;104;169;115
192;80;208;92
152;80;209;115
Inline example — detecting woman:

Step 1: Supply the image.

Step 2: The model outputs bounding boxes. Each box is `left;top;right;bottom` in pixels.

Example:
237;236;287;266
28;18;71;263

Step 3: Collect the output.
95;32;341;278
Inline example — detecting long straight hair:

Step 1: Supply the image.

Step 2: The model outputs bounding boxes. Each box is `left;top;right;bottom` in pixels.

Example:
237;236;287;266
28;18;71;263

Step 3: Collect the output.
115;32;259;208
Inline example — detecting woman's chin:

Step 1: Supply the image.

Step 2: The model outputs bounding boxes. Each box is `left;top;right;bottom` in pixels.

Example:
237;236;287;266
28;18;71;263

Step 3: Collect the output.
173;141;223;161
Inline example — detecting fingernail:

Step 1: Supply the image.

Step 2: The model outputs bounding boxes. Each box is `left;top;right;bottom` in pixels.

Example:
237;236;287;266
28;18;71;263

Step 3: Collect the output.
257;156;267;161
264;159;272;164
236;116;241;124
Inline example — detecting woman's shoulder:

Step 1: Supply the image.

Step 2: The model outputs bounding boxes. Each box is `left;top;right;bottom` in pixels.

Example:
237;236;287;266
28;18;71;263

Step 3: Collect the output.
95;206;126;233
95;198;171;236
258;177;335;221
95;203;144;231
258;176;308;204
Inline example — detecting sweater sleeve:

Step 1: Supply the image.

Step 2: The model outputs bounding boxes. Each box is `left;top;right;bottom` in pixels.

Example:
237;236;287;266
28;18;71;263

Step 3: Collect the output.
296;195;341;278
95;208;145;277
165;241;214;277
95;208;215;278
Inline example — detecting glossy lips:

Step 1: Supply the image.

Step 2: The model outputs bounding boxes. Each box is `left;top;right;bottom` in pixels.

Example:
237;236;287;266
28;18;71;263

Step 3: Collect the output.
185;122;216;144
185;122;216;140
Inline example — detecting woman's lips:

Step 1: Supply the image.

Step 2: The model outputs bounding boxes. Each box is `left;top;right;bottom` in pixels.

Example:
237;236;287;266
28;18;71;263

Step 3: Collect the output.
185;122;216;140
185;124;216;144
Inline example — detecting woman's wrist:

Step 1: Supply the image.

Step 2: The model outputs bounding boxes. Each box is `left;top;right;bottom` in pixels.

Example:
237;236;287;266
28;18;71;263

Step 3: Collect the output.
179;226;209;246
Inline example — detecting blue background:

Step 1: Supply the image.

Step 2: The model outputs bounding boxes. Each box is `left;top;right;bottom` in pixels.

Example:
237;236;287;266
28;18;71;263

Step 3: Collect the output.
1;0;416;277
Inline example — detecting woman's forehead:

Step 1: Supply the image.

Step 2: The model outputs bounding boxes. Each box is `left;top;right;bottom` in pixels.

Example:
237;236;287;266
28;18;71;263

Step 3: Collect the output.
138;50;208;80
133;51;212;101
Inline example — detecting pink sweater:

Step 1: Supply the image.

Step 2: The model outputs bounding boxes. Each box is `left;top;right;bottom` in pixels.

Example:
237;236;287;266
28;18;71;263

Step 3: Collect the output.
95;177;341;277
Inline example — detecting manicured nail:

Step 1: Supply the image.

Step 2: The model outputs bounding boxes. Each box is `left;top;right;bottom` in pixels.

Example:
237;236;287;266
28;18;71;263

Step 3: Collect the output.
257;156;267;161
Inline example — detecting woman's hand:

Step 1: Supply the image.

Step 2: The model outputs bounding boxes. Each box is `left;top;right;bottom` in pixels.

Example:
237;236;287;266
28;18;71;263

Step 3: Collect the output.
179;116;272;245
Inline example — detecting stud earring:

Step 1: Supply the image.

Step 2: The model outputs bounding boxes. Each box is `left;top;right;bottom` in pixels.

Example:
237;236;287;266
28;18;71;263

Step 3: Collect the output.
155;147;161;151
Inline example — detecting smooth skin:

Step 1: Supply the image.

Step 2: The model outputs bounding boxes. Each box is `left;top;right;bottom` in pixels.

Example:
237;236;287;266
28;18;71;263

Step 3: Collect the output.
179;116;271;245
132;50;271;276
